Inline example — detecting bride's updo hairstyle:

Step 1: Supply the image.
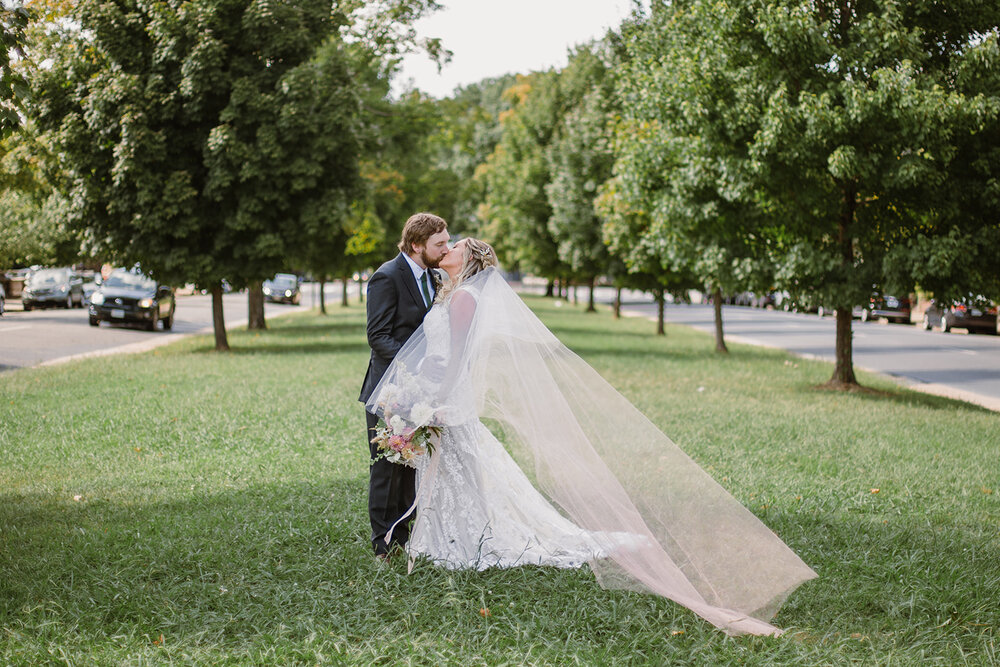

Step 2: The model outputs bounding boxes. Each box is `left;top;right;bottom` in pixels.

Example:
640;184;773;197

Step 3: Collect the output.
437;238;497;302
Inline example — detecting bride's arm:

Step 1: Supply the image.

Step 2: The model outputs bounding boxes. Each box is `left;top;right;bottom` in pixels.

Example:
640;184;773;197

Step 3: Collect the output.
432;289;477;400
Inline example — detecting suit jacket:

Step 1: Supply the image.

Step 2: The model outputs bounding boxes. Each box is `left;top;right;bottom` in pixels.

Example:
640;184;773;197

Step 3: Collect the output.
359;253;441;404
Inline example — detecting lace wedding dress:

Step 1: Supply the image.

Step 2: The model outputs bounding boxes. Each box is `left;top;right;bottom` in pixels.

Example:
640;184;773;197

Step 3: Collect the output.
405;306;642;569
367;268;816;636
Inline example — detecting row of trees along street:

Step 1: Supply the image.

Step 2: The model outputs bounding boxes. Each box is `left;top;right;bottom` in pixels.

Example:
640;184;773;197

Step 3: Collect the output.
2;0;1000;388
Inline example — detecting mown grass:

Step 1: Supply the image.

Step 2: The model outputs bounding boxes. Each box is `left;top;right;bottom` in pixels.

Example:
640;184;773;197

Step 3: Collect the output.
1;296;997;665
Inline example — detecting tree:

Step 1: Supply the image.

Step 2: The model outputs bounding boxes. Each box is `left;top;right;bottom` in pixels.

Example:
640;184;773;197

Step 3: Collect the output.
614;3;777;353
597;171;698;336
477;71;569;286
736;0;1000;386
28;0;438;349
546;43;615;313
0;127;75;267
615;0;1000;382
427;74;516;235
1;1;31;137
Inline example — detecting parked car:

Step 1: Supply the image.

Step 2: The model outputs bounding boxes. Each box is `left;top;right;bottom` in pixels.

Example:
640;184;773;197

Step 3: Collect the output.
0;282;5;316
81;272;101;305
860;294;911;324
89;268;175;331
21;267;85;310
922;299;998;334
262;273;301;304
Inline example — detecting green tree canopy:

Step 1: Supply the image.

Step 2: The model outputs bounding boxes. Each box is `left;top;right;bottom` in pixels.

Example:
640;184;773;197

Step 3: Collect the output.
477;71;569;283
545;42;616;312
1;1;31;137
614;0;1000;382
28;0;439;348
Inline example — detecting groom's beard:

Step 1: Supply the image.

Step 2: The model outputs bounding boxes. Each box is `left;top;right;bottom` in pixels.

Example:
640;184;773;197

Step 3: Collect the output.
421;249;442;269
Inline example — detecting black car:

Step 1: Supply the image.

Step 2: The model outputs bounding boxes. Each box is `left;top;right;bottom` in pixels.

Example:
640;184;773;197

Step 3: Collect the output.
21;267;85;310
262;273;301;304
922;299;998;334
89;269;175;331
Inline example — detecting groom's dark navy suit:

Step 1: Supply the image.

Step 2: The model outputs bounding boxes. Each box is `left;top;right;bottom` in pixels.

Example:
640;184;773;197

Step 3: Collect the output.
360;252;439;555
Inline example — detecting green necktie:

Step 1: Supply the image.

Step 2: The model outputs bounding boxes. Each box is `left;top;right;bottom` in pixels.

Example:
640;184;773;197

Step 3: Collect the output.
420;270;432;307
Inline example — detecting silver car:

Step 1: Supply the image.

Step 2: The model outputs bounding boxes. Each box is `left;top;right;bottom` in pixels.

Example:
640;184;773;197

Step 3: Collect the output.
21;267;85;310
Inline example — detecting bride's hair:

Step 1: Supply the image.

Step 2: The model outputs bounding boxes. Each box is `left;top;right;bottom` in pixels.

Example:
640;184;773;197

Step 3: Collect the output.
436;238;497;302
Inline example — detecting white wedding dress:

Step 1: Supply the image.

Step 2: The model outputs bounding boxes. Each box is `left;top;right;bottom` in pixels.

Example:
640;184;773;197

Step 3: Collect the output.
404;304;642;569
367;268;816;636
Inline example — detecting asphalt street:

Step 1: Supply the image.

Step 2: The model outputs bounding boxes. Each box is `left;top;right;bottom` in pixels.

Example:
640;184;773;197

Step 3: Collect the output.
0;286;334;371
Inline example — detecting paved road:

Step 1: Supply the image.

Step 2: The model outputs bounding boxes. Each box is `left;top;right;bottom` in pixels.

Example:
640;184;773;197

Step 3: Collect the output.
620;299;1000;411
0;282;352;371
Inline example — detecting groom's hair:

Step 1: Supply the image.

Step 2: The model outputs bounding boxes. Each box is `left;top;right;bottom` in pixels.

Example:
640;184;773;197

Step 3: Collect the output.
398;212;448;254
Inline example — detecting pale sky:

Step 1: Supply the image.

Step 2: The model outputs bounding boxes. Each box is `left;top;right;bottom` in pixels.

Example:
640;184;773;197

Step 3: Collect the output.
393;0;643;99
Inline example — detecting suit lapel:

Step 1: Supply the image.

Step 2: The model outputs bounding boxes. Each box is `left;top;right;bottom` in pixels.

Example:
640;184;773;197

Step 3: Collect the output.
395;253;425;310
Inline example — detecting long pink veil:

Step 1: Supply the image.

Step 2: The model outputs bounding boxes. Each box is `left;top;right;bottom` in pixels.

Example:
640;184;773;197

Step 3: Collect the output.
366;268;816;635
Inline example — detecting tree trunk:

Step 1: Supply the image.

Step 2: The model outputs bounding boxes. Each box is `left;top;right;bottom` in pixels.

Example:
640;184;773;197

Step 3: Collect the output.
247;280;266;330
830;306;857;386
613;286;622;319
357;275;365;304
828;187;859;387
586;277;597;313
545;280;554;297
319;278;327;315
655;288;666;336
713;286;728;354
341;276;349;307
211;283;229;351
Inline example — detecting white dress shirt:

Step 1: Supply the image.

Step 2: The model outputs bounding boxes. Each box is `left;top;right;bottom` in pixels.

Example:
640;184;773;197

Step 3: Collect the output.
402;253;433;307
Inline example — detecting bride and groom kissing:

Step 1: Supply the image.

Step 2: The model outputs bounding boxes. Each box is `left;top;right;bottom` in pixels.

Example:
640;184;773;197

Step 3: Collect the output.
358;212;816;636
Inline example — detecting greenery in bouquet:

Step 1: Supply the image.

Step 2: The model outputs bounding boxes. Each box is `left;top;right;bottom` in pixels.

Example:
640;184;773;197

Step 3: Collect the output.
369;414;441;468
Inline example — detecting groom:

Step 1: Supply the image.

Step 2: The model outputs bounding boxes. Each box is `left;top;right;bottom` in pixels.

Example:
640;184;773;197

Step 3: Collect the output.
359;212;450;559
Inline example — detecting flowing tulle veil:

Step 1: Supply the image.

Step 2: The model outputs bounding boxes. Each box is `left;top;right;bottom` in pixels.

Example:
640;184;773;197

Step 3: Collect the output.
366;268;816;636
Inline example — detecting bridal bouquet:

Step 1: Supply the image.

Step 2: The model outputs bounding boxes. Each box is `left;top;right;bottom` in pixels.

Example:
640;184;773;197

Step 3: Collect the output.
370;414;441;468
370;362;444;467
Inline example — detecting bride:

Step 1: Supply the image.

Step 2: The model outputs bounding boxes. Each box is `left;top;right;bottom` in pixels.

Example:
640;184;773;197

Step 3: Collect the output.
366;238;816;636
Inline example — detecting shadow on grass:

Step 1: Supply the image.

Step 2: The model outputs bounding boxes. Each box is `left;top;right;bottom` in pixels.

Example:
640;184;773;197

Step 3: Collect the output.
566;340;792;365
0;479;687;660
542;321;671;340
2;479;997;662
184;317;369;357
259;321;364;337
189;341;371;356
805;380;995;414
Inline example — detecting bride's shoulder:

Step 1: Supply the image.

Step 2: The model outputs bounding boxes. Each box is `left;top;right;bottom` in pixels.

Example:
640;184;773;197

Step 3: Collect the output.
448;287;479;322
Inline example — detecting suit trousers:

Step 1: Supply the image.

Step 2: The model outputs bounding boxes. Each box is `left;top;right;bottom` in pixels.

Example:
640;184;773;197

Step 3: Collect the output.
367;409;416;555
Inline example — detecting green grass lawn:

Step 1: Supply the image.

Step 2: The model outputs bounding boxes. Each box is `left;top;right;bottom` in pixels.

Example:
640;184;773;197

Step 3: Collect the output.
1;297;998;665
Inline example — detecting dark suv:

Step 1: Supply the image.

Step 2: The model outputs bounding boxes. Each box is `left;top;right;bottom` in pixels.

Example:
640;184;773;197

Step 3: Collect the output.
89;268;175;331
21;267;85;310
